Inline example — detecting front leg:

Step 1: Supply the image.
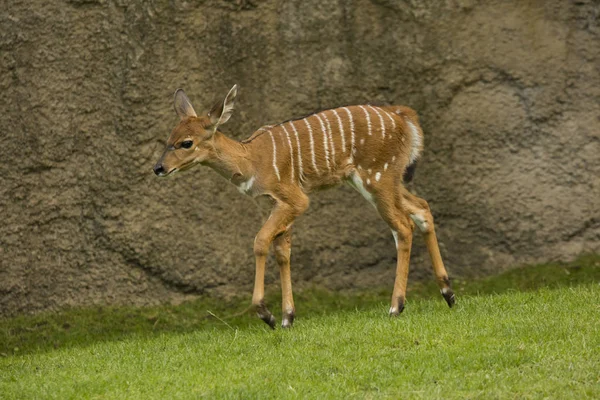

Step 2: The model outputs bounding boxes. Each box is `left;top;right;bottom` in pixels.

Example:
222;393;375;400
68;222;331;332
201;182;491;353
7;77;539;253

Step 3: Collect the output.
252;201;300;329
273;229;295;328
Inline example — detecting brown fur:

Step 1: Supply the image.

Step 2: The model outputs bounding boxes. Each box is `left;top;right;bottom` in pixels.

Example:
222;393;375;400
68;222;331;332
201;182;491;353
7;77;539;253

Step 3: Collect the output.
154;87;455;328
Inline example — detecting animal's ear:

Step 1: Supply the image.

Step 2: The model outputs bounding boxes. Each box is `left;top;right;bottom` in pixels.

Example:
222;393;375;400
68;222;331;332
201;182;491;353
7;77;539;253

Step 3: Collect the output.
173;89;197;120
208;84;238;129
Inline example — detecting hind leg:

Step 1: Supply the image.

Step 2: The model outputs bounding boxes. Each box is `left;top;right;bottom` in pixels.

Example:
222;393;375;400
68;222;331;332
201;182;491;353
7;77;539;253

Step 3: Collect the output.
401;189;455;307
366;185;415;316
389;221;414;316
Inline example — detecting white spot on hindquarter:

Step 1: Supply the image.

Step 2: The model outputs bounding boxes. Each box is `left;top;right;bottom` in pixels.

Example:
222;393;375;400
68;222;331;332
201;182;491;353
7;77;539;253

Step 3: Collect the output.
342;107;355;154
410;213;429;233
360;138;365;146
366;178;371;185
357;165;362;170
375;172;381;182
303;118;319;173
359;105;372;136
367;168;372;175
315;114;331;171
281;124;295;183
384;163;388;171
392;155;396;162
332;109;346;154
268;131;281;181
237;176;255;195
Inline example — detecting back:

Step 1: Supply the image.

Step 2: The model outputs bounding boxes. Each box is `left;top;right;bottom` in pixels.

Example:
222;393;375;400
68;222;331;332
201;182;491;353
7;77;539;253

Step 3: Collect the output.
244;105;423;191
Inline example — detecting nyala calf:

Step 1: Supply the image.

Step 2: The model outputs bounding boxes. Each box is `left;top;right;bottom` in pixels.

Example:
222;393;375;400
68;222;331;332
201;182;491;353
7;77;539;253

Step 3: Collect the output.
154;85;455;329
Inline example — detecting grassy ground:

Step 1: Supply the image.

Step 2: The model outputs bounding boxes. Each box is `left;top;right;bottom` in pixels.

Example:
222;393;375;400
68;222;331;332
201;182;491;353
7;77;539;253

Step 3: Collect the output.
1;255;599;399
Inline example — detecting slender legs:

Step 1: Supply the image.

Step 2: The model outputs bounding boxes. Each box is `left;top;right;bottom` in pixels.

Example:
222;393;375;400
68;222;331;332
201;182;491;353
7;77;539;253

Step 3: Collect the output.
251;193;308;329
273;229;295;328
249;180;452;329
403;191;455;307
389;225;413;316
374;185;455;316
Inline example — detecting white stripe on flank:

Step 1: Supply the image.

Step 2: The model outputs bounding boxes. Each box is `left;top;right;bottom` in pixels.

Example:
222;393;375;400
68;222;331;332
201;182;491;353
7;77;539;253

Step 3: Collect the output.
289;121;304;181
381;109;397;130
281;124;295;183
331;109;346;154
342;107;355;154
303;118;319;173
315;114;331;171
322;113;336;165
359;105;372;136
268;131;281;181
368;106;386;138
406;120;422;164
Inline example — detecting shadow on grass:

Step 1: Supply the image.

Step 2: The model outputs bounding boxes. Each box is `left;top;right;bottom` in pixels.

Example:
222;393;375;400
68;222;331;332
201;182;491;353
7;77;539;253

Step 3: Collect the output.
1;254;598;357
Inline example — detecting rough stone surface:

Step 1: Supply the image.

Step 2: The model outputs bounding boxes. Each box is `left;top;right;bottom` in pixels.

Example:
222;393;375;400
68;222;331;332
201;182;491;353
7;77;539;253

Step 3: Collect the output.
1;0;598;316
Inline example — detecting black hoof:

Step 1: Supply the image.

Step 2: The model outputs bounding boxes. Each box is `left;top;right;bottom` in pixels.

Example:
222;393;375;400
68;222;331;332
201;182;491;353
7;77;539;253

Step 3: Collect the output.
281;312;295;329
261;314;276;329
255;302;276;329
441;288;455;308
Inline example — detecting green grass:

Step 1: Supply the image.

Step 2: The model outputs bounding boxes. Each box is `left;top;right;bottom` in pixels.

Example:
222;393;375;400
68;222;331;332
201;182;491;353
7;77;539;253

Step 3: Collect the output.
1;255;599;399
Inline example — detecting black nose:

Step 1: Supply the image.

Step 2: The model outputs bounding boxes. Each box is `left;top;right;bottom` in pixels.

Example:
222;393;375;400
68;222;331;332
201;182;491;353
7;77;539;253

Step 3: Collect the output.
153;164;165;176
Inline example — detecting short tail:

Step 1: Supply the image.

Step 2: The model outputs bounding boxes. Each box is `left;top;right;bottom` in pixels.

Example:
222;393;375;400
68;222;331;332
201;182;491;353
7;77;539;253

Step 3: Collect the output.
381;105;424;177
403;162;417;183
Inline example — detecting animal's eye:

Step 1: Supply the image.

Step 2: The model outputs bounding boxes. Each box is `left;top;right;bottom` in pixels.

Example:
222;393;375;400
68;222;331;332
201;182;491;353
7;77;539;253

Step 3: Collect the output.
181;140;193;149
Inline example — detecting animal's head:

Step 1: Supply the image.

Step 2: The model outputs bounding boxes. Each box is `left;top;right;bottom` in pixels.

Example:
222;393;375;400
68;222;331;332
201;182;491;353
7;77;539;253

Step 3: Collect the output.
153;85;238;176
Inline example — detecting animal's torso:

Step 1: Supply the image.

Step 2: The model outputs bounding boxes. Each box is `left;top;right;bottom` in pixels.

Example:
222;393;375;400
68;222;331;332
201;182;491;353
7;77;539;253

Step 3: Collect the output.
238;105;423;198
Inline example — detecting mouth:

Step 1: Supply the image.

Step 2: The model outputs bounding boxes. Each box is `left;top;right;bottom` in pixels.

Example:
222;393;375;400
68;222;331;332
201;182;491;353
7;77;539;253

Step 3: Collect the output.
157;168;178;177
155;159;197;177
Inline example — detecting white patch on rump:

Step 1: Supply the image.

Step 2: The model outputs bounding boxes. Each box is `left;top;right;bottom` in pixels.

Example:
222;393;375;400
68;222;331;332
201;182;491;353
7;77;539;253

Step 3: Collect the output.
406;120;422;164
409;213;429;233
375;172;381;182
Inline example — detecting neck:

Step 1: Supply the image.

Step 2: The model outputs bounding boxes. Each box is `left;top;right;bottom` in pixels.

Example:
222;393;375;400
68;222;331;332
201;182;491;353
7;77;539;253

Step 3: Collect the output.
205;131;253;182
